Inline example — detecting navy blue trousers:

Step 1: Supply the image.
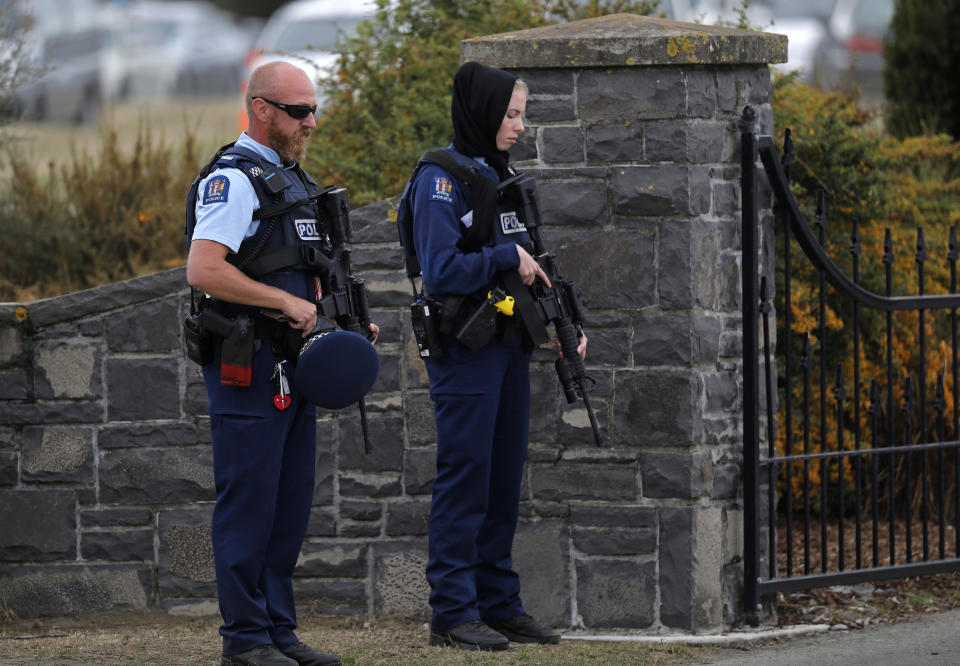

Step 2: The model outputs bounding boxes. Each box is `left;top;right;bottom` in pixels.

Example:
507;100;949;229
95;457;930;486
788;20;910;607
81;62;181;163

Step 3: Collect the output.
203;342;316;656
425;337;530;631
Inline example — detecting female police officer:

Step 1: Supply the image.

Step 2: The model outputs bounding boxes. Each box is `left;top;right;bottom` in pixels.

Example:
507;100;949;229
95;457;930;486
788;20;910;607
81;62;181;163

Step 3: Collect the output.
406;61;586;651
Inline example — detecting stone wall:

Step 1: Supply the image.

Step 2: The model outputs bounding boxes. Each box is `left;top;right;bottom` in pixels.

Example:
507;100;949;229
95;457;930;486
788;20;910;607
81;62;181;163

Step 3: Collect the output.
0;14;782;632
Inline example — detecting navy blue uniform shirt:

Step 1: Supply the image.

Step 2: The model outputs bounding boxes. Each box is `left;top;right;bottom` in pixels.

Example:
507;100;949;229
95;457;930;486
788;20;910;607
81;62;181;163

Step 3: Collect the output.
409;148;520;298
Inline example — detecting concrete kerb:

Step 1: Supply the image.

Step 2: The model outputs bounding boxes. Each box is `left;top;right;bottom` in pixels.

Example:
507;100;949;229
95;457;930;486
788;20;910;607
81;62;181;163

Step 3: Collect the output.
561;623;831;647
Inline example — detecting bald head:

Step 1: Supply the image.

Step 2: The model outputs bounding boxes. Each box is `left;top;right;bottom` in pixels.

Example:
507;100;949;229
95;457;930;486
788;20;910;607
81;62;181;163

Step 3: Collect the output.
244;61;318;161
245;61;314;115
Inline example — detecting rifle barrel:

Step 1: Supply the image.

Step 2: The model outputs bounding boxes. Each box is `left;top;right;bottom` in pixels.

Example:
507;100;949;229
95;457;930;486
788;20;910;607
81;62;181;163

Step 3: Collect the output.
358;399;372;454
579;383;604;446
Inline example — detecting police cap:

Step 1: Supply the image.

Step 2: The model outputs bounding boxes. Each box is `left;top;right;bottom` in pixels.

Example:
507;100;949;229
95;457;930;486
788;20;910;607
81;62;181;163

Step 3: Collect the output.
295;329;379;409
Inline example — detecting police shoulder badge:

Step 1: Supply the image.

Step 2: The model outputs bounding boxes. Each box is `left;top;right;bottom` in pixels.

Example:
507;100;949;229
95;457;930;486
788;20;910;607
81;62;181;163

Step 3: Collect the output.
430;175;454;204
202;175;230;204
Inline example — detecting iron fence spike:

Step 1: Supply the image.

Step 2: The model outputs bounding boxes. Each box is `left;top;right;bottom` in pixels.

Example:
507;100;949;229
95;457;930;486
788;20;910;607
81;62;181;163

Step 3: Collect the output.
850;217;861;256
883;228;894;264
868;379;879;414
935;373;946;412
834;363;846;402
815;190;826;230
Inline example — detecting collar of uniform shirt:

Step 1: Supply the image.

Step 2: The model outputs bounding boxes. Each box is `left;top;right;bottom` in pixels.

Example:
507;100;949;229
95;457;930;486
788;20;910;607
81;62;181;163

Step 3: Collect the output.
237;131;295;169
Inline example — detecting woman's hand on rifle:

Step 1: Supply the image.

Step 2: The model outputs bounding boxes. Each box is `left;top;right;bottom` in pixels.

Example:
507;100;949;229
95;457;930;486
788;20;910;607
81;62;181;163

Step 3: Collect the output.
516;244;550;287
557;330;588;361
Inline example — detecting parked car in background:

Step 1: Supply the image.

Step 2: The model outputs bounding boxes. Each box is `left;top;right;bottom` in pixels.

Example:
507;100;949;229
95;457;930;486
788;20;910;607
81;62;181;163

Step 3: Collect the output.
2;0;99;60
241;0;374;106
4;0;102;122
15;24;113;123
821;0;893;102
101;0;252;99
14;0;251;123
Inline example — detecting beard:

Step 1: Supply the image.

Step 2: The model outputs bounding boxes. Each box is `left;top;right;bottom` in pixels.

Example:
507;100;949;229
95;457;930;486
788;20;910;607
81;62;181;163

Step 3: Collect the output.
268;123;311;163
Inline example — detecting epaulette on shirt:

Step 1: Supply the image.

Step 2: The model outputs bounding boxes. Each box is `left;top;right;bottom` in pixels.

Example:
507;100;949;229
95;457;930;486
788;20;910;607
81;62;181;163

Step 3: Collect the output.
396;150;483;279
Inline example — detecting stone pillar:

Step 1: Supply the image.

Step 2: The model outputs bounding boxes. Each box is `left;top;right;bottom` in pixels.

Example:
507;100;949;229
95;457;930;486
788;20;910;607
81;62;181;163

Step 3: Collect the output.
462;13;783;631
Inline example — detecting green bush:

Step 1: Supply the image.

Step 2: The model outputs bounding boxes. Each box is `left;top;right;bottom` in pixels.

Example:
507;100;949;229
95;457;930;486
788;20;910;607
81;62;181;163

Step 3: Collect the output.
304;0;657;207
3;0;203;302
884;0;960;139
772;76;960;511
0;126;199;301
773;75;960;325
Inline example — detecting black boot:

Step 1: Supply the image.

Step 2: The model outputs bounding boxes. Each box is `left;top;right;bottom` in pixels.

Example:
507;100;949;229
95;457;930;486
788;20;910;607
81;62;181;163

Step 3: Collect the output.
278;641;342;666
221;645;297;666
429;620;510;651
487;613;561;644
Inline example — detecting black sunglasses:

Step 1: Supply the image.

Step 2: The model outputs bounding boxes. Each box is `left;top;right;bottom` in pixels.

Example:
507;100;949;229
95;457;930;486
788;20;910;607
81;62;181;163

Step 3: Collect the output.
253;97;317;120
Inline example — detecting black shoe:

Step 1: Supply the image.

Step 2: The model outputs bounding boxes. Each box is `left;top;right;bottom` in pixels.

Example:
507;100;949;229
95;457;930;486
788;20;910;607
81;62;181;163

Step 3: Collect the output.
487;613;561;644
221;645;297;666
429;620;510;651
279;641;342;666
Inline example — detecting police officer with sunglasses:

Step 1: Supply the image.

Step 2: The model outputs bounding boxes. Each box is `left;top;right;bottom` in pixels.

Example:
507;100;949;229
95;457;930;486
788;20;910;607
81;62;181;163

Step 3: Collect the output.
187;61;377;666
254;97;318;120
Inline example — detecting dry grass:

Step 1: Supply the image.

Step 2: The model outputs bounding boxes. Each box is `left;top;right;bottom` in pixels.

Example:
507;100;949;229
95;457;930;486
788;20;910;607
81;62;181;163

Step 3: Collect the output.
0;95;241;302
0;610;706;666
1;95;240;178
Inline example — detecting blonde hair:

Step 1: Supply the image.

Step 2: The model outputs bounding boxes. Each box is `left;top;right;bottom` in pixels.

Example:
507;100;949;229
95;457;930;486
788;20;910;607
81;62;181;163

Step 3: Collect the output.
514;79;528;96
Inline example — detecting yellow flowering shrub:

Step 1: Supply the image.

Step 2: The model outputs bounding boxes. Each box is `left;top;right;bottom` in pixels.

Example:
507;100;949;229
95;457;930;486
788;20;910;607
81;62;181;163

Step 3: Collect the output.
772;76;960;515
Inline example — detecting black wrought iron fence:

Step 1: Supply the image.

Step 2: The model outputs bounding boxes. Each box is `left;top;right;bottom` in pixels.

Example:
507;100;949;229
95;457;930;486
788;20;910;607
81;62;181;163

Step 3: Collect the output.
741;106;960;625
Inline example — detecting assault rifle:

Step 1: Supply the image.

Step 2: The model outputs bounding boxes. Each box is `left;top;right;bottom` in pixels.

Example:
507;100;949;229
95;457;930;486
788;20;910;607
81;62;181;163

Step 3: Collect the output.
498;173;603;446
315;188;375;454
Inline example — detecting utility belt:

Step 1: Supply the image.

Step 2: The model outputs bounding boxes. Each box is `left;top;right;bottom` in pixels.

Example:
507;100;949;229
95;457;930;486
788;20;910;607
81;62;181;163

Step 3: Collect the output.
410;287;523;359
183;298;323;386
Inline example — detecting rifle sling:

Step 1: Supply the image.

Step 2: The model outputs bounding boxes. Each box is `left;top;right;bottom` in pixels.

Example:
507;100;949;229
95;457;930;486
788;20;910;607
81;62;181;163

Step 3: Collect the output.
252;196;315;221
233;244;336;277
418;150;499;255
501;271;550;347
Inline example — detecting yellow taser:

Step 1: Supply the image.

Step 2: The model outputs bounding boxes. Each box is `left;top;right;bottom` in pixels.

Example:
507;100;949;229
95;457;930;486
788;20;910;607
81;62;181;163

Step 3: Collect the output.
488;290;515;316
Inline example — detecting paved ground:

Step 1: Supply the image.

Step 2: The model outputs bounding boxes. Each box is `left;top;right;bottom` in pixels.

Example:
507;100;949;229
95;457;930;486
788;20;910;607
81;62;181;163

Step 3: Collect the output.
688;608;960;665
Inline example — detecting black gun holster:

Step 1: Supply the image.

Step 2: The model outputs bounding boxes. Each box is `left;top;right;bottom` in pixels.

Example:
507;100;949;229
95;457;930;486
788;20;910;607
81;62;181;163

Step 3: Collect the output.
198;309;255;387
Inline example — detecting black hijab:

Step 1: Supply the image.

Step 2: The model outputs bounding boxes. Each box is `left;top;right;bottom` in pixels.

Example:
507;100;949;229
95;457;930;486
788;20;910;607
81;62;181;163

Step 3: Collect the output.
452;61;517;180
450;62;518;253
